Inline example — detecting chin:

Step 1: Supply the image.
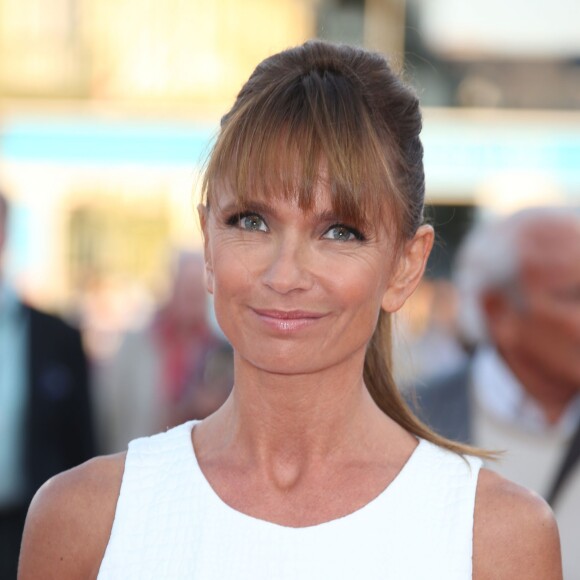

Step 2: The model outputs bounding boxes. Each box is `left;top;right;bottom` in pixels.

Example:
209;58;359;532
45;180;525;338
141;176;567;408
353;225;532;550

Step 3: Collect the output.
242;340;364;378
245;351;324;376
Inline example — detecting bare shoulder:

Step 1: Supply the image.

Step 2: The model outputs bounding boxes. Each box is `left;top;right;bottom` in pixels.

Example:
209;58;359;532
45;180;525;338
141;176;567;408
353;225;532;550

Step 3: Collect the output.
18;453;126;580
473;468;562;580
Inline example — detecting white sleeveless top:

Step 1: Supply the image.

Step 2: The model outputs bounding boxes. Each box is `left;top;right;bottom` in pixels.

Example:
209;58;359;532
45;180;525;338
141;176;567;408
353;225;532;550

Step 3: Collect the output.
98;421;482;579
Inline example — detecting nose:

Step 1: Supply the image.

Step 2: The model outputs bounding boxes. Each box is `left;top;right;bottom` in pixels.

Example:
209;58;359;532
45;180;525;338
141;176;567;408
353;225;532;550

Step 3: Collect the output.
262;234;314;294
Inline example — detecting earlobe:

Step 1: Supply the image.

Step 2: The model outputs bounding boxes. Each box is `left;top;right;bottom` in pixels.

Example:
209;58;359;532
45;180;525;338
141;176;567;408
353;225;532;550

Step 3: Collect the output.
381;225;434;313
197;204;214;295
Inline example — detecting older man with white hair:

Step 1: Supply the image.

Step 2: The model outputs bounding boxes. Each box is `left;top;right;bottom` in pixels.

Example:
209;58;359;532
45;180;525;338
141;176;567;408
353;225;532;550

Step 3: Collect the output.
416;207;580;578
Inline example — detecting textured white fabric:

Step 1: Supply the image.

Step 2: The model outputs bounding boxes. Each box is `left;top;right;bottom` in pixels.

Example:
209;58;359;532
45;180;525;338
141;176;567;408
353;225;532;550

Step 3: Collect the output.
98;421;482;579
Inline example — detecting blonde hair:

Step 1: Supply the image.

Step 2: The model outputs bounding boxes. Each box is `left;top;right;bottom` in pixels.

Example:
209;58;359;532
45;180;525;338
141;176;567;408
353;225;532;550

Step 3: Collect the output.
202;40;491;459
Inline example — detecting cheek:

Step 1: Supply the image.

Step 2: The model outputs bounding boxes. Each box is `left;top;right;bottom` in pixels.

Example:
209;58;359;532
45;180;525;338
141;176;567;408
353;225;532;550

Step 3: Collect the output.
520;306;578;356
209;240;260;327
334;270;381;307
211;244;252;299
326;259;390;324
529;313;580;380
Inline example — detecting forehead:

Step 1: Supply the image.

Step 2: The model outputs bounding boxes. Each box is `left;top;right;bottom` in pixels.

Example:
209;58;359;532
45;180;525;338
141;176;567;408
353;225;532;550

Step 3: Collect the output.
521;220;580;286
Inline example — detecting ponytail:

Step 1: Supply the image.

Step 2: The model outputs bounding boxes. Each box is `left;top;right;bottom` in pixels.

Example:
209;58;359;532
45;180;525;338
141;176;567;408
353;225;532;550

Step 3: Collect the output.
364;310;495;459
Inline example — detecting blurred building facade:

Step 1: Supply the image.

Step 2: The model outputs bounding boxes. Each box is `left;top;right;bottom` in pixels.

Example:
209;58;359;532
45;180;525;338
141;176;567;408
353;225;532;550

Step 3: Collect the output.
0;0;314;104
0;0;579;362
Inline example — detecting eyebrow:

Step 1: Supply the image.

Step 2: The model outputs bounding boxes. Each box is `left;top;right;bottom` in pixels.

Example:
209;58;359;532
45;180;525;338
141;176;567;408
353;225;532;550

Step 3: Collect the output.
217;200;274;216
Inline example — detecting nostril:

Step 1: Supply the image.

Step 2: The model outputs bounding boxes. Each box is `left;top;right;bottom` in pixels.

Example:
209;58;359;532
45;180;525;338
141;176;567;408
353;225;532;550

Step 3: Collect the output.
262;246;313;294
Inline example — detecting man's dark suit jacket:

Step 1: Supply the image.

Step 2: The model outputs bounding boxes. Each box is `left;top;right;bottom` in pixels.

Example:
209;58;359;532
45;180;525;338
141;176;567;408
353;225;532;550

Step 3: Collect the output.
1;303;96;579
22;303;96;502
412;362;473;445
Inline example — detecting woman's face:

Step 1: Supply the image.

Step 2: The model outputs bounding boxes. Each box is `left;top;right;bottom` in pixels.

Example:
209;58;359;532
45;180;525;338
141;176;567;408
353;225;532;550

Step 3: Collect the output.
200;180;432;376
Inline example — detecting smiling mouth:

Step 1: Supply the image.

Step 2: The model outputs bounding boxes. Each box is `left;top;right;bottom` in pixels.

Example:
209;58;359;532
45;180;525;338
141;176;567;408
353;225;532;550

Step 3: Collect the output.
251;308;326;332
252;309;325;319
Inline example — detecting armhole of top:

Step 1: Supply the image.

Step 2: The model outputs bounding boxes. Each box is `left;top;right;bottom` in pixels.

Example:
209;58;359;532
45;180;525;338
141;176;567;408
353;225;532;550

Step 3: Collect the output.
95;450;131;577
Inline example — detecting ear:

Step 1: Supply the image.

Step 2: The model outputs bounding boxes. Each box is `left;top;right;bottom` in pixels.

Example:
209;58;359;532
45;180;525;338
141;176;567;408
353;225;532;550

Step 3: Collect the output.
481;290;518;347
381;225;434;313
197;204;214;295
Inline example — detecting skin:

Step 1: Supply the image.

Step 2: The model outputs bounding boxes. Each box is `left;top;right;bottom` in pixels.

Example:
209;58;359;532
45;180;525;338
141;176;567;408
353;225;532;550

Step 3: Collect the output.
18;184;562;579
483;215;580;424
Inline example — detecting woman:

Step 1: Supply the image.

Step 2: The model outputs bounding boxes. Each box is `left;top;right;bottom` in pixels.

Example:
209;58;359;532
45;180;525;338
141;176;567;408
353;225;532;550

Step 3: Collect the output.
20;41;561;579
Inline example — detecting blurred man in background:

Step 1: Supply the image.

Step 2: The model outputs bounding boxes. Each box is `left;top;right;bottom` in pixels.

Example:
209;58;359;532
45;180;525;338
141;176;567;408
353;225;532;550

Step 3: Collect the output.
0;191;95;578
96;251;233;454
416;207;580;578
394;277;468;387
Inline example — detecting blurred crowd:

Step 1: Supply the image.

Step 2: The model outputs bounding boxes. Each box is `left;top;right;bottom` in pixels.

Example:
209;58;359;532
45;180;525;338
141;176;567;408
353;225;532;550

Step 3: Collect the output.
0;190;233;578
93;250;233;454
1;185;579;577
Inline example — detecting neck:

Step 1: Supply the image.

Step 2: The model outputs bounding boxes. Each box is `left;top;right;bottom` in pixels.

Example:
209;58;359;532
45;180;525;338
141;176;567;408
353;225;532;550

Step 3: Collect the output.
203;350;400;462
500;349;578;424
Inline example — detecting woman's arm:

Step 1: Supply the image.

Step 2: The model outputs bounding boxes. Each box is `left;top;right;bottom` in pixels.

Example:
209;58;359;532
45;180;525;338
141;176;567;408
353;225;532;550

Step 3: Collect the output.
18;453;125;580
473;468;562;580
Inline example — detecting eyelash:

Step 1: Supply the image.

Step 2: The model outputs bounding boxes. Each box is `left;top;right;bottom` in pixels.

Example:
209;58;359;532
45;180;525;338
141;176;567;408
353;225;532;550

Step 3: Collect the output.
325;223;366;242
225;211;267;230
225;211;366;242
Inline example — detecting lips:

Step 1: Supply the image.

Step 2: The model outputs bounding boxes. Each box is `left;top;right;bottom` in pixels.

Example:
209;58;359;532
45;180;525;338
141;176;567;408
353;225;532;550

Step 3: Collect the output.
251;308;326;332
252;309;325;319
